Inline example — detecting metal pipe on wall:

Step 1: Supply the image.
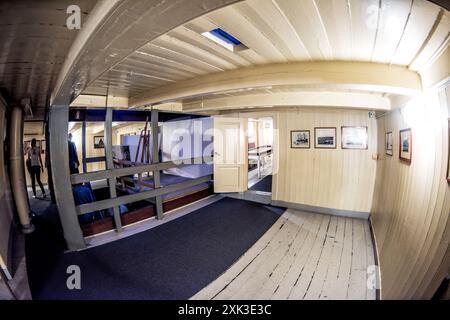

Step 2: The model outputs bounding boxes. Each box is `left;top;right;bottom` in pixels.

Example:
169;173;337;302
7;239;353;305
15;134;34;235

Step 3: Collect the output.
8;106;34;234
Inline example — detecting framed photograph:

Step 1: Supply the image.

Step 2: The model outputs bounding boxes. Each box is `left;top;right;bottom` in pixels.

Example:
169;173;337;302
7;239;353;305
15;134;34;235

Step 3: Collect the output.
399;128;412;164
291;130;310;149
94;136;105;149
341;126;368;149
315;127;336;149
41;140;46;154
385;132;393;156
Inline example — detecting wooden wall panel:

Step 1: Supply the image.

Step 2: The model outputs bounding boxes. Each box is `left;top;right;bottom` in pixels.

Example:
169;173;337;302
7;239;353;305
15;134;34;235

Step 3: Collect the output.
273;108;377;213
371;85;450;299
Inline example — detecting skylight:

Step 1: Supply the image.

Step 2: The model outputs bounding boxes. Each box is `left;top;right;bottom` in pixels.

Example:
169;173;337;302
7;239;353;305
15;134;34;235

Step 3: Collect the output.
201;28;248;52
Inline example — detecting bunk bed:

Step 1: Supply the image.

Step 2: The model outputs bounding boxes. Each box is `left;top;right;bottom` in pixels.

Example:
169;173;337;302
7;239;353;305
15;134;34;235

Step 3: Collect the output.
69;109;214;237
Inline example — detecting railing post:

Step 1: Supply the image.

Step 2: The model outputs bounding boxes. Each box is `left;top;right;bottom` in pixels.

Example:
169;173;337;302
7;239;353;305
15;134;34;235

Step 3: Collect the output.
82;121;87;173
105;106;122;232
49;105;85;250
151;109;163;219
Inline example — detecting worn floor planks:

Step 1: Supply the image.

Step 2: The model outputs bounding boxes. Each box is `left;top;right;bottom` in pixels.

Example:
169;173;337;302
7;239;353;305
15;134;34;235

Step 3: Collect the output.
191;209;376;300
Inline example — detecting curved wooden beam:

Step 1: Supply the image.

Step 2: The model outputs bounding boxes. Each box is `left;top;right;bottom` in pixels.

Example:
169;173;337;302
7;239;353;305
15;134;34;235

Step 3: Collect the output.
182;91;391;112
51;0;241;105
130;61;422;107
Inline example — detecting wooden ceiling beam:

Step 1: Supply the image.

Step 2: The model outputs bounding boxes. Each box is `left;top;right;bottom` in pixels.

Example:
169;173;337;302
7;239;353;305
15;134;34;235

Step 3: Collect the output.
130;61;422;107
51;0;241;106
182;91;391;112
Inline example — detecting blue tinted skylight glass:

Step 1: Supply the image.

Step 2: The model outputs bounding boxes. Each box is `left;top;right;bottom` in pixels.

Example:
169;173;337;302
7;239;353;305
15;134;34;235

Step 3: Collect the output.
210;28;242;46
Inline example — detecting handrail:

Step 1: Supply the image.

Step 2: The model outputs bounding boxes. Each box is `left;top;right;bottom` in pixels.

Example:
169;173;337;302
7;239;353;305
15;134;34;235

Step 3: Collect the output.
76;175;212;215
71;156;213;185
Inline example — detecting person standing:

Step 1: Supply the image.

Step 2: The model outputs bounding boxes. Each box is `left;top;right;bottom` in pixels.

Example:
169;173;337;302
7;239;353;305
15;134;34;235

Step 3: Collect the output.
68;133;80;174
28;138;46;199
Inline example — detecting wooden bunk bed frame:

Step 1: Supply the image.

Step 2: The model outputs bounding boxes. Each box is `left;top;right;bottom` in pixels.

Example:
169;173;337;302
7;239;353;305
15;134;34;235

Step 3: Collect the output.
70;108;214;239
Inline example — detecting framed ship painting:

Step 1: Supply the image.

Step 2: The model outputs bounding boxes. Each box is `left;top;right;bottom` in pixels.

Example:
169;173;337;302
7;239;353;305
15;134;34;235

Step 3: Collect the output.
399;128;412;164
341;126;368;150
315;127;336;149
291;130;310;149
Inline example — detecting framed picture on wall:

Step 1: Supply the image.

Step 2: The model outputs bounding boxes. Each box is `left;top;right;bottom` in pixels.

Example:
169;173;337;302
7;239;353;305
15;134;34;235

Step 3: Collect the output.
291;130;310;149
315;127;336;149
341;126;368;149
399;128;412;164
385;132;393;156
94;136;105;149
41;140;46;154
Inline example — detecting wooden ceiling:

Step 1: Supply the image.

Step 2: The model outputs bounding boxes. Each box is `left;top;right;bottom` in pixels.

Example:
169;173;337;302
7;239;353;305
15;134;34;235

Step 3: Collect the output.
82;0;449;107
0;0;96;112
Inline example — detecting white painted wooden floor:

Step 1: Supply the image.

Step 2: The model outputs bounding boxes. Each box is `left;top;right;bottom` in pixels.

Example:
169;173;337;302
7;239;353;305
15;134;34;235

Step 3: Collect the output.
192;209;376;300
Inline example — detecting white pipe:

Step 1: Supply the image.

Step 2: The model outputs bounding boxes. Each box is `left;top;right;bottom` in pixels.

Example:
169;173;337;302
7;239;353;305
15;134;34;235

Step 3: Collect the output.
9;106;34;234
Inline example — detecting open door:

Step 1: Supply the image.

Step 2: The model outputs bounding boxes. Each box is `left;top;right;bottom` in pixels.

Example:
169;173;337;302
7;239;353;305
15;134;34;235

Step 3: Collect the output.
213;117;248;193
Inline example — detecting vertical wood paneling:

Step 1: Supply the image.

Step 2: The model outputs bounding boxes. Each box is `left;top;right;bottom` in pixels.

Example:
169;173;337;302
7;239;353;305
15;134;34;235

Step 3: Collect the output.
371;85;450;299
348;0;379;61
314;0;352;60
206;5;287;63
273;108;377;213
273;0;333;60
371;0;413;63
390;0;441;65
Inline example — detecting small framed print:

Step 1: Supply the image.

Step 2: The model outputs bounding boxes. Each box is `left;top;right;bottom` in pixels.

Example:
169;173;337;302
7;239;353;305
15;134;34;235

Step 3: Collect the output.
341;126;368;150
399;128;412;164
41;140;46;154
291;130;310;149
385;132;393;156
94;136;105;149
315;127;336;149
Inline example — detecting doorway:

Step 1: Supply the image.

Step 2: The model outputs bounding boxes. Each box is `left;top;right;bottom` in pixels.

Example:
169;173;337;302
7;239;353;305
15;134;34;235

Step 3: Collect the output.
247;117;273;193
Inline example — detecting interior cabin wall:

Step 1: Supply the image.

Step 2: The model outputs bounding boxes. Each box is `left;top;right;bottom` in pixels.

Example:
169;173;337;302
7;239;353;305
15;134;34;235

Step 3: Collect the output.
273;108;377;214
257;118;273;147
114;123;148;145
371;85;450;299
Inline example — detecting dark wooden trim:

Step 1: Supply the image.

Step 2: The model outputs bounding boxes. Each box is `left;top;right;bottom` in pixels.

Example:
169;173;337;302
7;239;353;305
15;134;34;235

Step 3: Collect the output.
85;156;106;163
82;122;87;172
290;130;310;149
427;0;450;11
314;127;337;149
341;126;368;150
80;186;213;237
399;128;412;164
